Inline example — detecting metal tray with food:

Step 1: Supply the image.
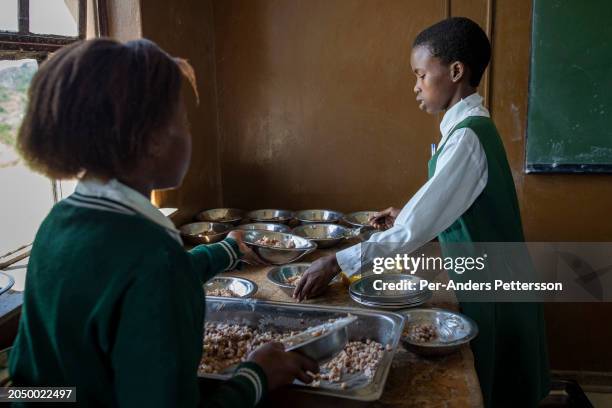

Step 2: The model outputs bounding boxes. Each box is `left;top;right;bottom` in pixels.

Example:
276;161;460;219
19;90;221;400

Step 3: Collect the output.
199;298;404;401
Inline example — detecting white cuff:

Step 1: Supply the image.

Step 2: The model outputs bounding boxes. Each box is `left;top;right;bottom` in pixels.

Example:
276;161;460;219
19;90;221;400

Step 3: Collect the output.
336;244;362;276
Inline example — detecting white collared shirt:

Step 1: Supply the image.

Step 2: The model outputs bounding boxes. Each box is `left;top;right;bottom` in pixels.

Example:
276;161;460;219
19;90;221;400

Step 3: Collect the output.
65;178;182;244
336;93;489;275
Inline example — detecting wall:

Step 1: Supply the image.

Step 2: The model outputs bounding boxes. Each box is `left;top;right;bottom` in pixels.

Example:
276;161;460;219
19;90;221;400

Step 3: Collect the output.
138;0;222;225
210;0;612;374
213;0;443;210
488;0;612;375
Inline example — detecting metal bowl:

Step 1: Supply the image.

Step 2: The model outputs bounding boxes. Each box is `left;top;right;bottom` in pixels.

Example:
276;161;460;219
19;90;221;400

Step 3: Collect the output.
291;223;353;249
290;326;348;363
284;316;357;363
247;209;294;224
295;209;343;224
349;291;432;310
204;276;257;298
349;274;432;310
267;263;342;296
350;274;429;301
0;272;15;296
343;211;378;228
244;230;316;265
399;308;478;357
195;208;244;225
179;222;231;244
235;223;291;233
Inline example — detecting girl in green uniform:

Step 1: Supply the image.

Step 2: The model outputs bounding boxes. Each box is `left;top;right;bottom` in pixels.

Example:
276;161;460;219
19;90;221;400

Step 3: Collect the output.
9;38;317;407
295;17;550;407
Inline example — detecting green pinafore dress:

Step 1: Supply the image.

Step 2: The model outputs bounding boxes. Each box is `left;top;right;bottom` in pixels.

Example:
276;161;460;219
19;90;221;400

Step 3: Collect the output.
428;116;550;407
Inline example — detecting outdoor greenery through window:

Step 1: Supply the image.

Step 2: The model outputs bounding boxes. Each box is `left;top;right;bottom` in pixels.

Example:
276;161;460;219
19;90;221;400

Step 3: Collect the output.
0;0;86;260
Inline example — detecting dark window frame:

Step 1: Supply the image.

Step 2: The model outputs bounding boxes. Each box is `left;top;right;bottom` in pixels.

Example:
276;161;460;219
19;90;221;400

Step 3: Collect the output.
0;0;108;268
0;0;87;55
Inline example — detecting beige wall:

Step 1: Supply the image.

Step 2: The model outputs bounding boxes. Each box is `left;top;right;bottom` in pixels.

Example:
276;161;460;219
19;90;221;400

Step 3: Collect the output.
213;0;443;210
138;0;222;225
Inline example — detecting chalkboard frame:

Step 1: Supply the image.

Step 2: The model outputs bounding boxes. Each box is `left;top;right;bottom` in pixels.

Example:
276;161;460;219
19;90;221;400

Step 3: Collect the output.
524;0;612;175
525;164;612;174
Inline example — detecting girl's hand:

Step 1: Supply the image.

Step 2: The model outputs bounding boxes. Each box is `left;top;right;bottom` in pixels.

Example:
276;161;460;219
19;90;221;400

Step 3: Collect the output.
368;207;401;230
293;254;340;301
227;230;268;266
247;342;319;390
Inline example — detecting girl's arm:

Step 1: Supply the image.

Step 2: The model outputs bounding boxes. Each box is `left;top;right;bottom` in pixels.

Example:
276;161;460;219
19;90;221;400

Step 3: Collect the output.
111;252;265;407
336;128;487;275
188;238;242;282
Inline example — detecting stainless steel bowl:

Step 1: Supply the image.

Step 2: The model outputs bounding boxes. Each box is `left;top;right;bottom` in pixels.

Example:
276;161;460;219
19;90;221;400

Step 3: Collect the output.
195;208;244;225
179;222;231;244
296;209;343;224
284;316;357;363
247;209;294;224
343;211;378;228
244;230;316;265
267;263;342;296
399;308;478;357
291;223;352;248
204;276;257;298
349;274;432;310
0;272;15;296
349;291;432;310
290;326;348;363
350;274;429;301
235;223;291;233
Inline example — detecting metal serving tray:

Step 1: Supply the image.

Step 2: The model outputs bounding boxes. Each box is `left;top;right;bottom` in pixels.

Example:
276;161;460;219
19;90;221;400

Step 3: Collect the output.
199;298;405;401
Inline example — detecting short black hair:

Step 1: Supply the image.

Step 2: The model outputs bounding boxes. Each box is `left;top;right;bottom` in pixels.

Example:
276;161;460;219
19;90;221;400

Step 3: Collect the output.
413;17;491;87
17;38;192;180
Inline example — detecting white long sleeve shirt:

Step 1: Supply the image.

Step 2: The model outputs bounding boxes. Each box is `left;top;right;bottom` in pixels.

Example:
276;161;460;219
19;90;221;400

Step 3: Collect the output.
336;93;490;276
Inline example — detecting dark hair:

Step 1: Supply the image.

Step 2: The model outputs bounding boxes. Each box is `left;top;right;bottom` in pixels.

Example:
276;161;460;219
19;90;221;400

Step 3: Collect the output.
17;38;194;179
413;17;491;87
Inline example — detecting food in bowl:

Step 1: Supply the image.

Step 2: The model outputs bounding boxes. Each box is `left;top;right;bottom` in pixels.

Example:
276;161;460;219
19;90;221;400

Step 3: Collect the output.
255;236;296;249
285;274;302;286
404;323;438;343
206;288;239;297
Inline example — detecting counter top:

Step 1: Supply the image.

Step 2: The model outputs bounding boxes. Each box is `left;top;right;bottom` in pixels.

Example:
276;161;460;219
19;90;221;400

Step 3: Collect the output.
218;241;483;408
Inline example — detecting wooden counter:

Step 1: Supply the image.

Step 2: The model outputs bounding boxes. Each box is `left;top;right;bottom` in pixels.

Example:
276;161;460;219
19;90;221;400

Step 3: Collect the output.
218;242;484;408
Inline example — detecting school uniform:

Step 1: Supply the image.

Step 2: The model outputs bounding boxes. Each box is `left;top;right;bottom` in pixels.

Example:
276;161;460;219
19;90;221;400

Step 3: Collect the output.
336;93;550;407
9;179;267;407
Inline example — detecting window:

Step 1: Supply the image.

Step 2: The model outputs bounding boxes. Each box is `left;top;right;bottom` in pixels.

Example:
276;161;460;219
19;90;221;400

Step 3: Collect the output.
0;0;102;268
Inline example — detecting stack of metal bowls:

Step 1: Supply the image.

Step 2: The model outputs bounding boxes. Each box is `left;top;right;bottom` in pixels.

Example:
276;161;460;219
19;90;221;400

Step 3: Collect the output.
349;274;432;310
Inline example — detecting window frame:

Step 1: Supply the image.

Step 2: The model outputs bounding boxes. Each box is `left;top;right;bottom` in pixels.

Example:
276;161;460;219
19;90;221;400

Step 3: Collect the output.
0;0;87;52
0;0;107;268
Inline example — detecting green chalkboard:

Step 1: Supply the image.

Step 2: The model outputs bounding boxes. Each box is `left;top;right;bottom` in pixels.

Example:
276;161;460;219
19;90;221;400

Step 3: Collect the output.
526;0;612;173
